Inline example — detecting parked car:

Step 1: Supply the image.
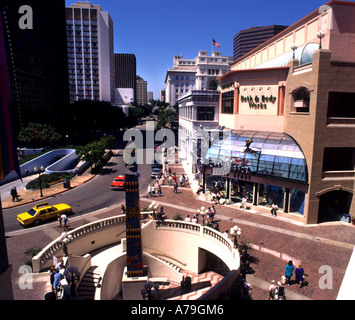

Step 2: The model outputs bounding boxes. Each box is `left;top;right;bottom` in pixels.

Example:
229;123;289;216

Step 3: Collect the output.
151;168;161;179
17;202;72;227
110;175;125;190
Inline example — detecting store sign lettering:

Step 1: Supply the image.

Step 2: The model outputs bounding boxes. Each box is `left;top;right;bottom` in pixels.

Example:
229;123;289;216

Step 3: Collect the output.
241;95;276;109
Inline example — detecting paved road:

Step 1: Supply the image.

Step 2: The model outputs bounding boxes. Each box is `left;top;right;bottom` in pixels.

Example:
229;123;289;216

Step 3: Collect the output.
1;123;158;233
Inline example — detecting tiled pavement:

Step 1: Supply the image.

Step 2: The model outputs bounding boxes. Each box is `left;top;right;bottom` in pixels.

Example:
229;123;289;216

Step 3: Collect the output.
4;158;355;300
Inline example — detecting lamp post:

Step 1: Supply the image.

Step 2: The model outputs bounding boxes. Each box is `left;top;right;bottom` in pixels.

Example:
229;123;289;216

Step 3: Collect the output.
230;225;241;249
291;43;298;59
200;206;206;226
34;165;45;197
317;30;326;49
149;201;159;219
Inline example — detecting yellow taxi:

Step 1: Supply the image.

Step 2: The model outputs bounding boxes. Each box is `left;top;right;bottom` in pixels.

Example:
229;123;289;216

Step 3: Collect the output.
17;202;72;227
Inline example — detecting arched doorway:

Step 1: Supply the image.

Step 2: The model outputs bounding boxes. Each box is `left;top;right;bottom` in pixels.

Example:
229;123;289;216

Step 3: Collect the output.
318;190;353;223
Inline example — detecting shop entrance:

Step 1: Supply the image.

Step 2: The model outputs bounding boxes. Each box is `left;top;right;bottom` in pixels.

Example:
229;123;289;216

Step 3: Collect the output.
318;190;353;223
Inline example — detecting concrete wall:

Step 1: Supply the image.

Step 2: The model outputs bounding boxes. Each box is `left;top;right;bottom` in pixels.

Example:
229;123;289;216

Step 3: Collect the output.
0;149;79;186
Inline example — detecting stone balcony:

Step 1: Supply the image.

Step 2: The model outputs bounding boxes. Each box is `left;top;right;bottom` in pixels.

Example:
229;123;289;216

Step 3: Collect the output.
32;214;240;300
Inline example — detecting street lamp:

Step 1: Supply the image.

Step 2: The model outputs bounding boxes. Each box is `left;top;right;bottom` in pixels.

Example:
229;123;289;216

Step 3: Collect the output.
149;201;159;219
34;165;45;197
317;30;326;49
60;232;73;257
291;43;298;59
200;206;206;226
230;225;241;249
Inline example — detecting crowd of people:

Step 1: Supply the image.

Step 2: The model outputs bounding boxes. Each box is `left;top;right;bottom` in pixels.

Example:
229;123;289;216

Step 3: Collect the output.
48;259;81;299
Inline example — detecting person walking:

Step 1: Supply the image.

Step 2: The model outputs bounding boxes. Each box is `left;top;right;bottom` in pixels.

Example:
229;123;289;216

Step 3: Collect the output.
284;260;294;286
157;184;162;196
121;204;126;215
271;202;278;216
295;264;305;288
61;213;68;231
173;180;178;193
57;212;62;228
10;187;19;202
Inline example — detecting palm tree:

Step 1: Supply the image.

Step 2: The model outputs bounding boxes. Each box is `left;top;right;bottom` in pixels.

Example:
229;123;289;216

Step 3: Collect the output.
156;106;176;130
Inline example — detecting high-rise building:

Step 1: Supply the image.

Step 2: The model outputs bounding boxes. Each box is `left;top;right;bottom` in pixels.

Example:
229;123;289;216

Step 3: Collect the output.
233;25;288;60
1;0;70;134
136;76;147;106
114;53;136;104
66;2;114;102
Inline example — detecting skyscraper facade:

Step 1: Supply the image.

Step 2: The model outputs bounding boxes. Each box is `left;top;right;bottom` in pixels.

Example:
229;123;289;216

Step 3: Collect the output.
136;76;147;106
66;2;114;102
114;53;137;104
1;0;70;134
233;25;288;61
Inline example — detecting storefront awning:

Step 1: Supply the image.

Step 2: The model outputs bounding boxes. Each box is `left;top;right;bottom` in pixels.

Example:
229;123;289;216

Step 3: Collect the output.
204;130;308;183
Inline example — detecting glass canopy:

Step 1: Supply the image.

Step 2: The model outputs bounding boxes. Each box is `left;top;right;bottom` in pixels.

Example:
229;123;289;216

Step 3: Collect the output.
204;130;308;183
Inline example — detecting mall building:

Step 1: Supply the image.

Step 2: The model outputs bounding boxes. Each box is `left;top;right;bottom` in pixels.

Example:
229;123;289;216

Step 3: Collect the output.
197;0;355;224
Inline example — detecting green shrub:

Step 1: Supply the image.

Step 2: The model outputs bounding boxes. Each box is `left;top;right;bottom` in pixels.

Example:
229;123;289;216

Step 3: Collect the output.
26;172;75;190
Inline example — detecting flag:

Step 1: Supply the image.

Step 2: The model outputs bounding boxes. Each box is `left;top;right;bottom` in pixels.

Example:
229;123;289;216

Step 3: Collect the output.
0;11;20;181
212;38;221;48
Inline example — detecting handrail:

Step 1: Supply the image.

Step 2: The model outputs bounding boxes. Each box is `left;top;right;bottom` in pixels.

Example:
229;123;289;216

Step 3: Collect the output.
33;216;236;273
32;215;127;272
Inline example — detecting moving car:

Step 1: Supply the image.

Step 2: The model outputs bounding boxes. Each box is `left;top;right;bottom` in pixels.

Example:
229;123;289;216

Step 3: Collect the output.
17;202;72;227
151;159;162;169
151;168;161;179
110;175;125;190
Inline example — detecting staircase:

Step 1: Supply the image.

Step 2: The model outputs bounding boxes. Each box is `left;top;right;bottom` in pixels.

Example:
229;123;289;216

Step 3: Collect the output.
77;266;102;300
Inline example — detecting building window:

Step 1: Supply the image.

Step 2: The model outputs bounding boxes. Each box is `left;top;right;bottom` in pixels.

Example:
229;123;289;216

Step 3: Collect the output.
327;92;355;118
197;107;214;121
221;91;234;114
322;147;355;171
291;87;310;113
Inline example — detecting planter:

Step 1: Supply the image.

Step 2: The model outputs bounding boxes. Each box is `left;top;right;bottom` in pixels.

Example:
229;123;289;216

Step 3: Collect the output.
352;218;355;226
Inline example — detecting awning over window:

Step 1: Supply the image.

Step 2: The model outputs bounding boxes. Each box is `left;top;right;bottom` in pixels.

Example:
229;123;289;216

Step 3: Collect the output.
204;130;308;183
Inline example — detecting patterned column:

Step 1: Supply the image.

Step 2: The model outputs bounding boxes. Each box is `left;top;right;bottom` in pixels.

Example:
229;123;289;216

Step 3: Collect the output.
124;148;144;277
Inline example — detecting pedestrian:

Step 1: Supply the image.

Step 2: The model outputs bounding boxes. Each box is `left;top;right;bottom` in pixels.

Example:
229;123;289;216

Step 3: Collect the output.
173;180;178;193
148;184;152;197
10;187;19;202
168;175;172;186
271;202;278;216
53;269;63;294
179;175;184;187
211;205;216;221
185;215;191;222
57;212;62;228
240;250;250;279
49;266;56;291
268;280;277;300
284;260;294;286
295;264;305;288
157;184;162;196
121;204;126;215
61;213;68;231
216;192;221;205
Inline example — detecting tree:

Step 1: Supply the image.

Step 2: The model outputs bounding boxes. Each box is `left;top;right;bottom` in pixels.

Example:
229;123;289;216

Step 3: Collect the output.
18;122;62;147
79;140;105;171
156;106;177;130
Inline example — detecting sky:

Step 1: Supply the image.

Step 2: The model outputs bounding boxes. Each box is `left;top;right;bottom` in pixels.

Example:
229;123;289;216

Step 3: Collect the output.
65;0;331;100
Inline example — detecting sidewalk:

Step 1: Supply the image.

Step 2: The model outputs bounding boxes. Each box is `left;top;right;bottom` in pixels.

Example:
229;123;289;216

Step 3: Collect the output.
5;153;355;300
1;168;96;210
